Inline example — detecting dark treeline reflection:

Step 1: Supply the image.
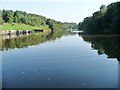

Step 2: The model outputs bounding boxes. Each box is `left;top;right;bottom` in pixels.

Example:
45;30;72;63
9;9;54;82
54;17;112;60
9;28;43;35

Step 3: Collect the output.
79;34;120;61
2;31;64;51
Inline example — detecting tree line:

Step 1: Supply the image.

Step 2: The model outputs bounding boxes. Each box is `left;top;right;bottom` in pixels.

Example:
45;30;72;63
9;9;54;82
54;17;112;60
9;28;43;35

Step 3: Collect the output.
0;9;64;31
63;22;78;29
78;1;120;34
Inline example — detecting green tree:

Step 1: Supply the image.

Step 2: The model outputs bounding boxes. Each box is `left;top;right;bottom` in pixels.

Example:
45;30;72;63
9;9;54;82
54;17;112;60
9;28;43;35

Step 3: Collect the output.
80;1;120;34
1;9;64;31
7;10;14;23
2;9;8;22
0;10;4;25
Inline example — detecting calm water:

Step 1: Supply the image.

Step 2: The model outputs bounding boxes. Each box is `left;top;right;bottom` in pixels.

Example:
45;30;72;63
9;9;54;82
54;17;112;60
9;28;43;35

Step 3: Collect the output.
2;32;120;88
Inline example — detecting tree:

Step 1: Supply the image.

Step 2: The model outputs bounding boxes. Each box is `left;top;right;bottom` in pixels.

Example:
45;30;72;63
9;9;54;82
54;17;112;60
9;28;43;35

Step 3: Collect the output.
80;1;120;34
6;10;14;23
78;22;82;30
100;5;107;15
2;9;8;22
0;10;4;25
1;9;64;31
14;16;18;23
63;22;78;29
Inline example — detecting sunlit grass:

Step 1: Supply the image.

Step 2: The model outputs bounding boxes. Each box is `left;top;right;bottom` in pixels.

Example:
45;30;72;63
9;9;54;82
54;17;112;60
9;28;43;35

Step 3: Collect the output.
0;23;49;30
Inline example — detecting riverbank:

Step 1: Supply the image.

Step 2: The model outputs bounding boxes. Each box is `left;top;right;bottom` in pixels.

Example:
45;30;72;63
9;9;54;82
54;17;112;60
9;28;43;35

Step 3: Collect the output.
0;23;49;30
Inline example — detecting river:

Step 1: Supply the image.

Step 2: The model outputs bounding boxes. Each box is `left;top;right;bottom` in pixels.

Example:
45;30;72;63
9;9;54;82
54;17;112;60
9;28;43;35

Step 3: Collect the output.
1;32;120;88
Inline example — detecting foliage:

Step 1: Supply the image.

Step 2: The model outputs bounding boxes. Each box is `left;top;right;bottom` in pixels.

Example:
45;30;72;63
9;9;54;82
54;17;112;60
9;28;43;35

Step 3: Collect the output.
46;19;64;31
1;9;64;31
79;1;120;34
0;10;4;25
63;22;78;29
78;22;82;30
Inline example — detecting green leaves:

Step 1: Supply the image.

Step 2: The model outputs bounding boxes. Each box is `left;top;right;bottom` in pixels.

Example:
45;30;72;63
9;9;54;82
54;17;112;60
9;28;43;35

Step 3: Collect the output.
63;22;78;30
1;9;64;31
80;1;120;34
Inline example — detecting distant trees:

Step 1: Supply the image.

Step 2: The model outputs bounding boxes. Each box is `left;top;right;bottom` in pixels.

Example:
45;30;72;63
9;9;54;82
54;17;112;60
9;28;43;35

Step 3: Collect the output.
46;19;64;31
78;22;82;30
63;22;78;29
0;9;64;31
79;1;120;34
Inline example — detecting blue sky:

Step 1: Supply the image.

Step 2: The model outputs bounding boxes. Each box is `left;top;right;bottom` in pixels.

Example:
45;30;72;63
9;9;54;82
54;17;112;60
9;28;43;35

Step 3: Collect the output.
1;0;119;23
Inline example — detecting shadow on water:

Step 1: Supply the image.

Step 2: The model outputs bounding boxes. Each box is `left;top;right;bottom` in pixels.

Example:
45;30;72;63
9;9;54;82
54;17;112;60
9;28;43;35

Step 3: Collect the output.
1;30;64;51
78;33;120;61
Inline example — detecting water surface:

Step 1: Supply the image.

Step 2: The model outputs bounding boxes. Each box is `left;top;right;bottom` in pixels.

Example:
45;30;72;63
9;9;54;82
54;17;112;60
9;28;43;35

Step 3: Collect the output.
2;32;119;88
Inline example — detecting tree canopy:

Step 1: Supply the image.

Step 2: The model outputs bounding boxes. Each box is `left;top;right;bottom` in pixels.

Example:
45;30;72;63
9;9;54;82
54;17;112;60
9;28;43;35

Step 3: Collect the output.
63;22;78;30
79;1;120;34
1;9;64;31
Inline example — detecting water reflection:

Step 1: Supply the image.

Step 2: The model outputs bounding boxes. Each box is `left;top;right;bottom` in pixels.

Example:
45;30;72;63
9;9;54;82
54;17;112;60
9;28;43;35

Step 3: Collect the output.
79;34;120;61
1;31;64;51
2;32;118;88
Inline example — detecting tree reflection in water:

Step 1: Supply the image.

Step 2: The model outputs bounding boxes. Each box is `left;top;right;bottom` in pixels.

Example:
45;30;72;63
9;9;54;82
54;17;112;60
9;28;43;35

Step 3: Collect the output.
1;30;64;51
79;34;120;61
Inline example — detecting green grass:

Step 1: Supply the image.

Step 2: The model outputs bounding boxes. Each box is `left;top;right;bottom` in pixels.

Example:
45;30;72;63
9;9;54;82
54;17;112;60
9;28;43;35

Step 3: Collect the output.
0;23;49;30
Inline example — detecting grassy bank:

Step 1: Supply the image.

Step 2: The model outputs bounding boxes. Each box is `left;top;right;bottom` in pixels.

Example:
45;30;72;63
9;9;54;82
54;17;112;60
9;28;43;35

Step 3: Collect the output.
0;23;49;30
